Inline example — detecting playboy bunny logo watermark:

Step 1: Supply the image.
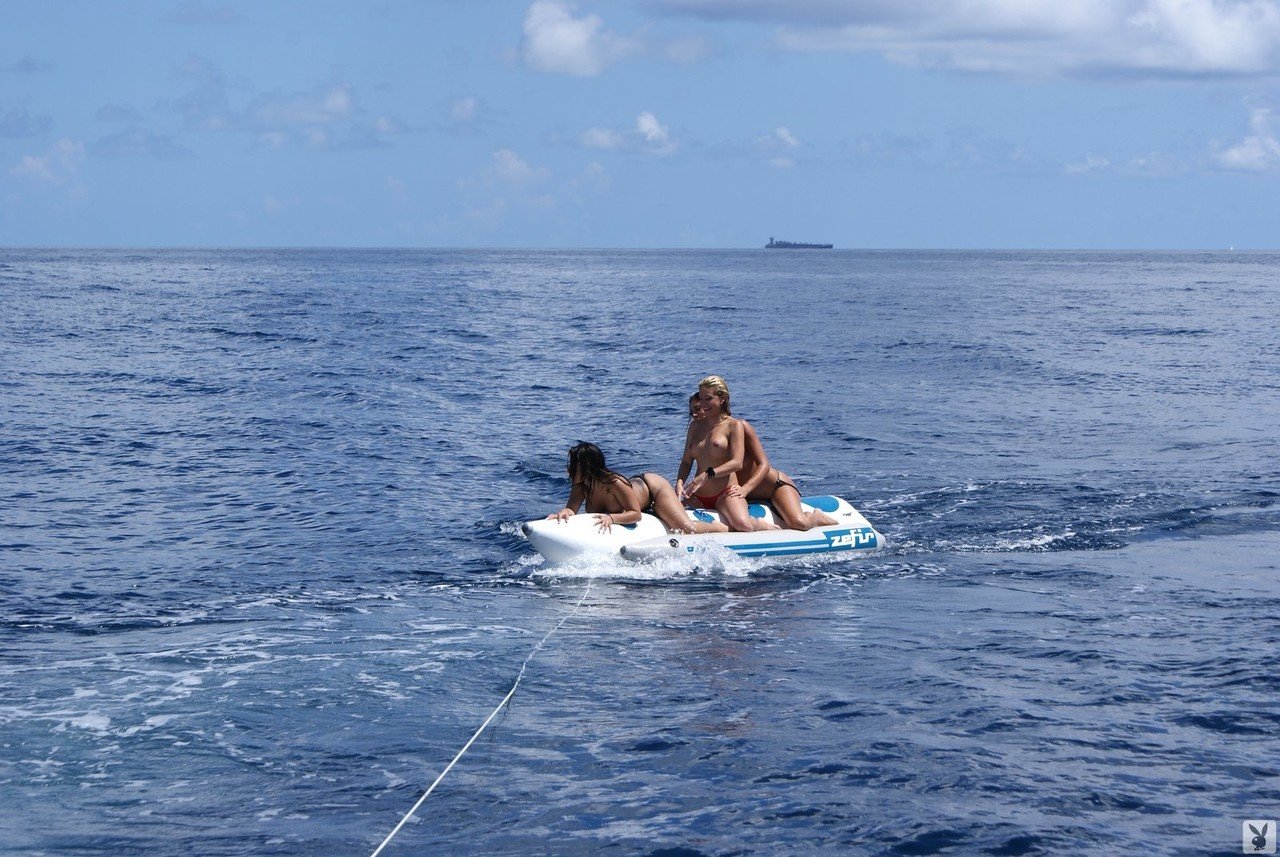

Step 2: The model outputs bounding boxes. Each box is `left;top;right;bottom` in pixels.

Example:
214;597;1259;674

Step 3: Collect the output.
1245;820;1276;854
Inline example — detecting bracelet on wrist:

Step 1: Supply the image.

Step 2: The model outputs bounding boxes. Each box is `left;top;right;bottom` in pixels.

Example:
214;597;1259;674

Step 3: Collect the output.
705;467;716;478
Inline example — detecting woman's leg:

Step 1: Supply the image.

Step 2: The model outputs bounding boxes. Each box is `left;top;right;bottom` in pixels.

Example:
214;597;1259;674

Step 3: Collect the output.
717;491;779;532
645;474;726;534
751;469;837;529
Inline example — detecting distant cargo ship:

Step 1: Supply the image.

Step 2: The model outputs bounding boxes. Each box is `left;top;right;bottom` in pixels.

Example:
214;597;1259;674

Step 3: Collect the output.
766;237;833;249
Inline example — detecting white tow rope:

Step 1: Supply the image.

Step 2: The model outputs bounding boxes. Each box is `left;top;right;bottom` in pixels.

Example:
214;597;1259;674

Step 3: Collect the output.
369;579;593;857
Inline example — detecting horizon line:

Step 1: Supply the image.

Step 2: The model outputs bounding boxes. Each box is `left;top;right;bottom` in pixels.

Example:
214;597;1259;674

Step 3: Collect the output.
0;244;1269;253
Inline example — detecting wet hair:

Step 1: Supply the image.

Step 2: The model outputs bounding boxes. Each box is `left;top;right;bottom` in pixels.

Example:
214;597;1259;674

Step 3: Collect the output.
688;392;699;418
698;375;731;416
566;442;626;493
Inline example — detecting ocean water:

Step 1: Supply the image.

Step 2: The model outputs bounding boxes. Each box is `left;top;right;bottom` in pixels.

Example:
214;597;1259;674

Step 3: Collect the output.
1;247;1278;856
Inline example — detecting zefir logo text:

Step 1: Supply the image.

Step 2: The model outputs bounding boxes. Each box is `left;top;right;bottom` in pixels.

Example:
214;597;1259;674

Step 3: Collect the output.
826;528;878;548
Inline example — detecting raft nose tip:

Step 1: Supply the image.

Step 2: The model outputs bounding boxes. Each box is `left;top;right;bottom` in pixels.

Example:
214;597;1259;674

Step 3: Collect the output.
520;522;531;536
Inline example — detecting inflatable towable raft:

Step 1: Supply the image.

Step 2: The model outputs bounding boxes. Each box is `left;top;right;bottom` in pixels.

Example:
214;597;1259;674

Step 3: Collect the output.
521;495;885;564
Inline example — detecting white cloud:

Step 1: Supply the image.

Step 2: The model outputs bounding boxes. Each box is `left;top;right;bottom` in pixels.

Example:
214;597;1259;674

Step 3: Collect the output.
581;126;624;149
450;96;480;124
172;55;234;132
10;138;85;184
445;95;498;135
489;148;552;185
440;152;614;240
448;152;614;238
257;131;288;149
492;149;544;183
569;161;612;193
653;0;1280;79
1120;150;1189;177
171;57;402;150
454;149;554;233
1215;106;1280;171
637;111;676;153
774;126;801;148
664;35;714;64
245;83;354;129
747;125;802;166
576;112;678;155
522;1;636;76
1065;154;1112;174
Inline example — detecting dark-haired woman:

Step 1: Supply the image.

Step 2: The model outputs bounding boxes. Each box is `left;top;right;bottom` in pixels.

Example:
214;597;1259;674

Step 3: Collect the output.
547;442;642;532
548;442;727;535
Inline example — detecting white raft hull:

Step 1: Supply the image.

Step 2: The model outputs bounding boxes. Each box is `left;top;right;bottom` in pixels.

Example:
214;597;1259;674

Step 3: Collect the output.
521;496;885;564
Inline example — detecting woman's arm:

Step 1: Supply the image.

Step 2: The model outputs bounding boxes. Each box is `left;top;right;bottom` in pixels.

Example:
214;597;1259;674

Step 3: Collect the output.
675;424;697;499
736;419;770;496
547;482;586;521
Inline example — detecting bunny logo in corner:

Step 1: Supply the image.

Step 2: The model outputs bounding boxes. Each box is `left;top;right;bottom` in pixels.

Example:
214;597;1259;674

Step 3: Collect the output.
1245;820;1276;854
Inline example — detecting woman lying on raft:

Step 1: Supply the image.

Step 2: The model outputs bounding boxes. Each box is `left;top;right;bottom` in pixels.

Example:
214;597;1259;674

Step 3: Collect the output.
547;442;727;534
676;377;780;533
684;377;836;531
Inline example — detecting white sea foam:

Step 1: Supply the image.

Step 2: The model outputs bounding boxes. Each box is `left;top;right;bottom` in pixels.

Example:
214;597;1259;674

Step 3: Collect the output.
527;544;757;581
56;712;112;734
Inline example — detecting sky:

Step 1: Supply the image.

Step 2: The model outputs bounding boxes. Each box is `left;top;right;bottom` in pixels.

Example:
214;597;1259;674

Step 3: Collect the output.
2;0;1279;248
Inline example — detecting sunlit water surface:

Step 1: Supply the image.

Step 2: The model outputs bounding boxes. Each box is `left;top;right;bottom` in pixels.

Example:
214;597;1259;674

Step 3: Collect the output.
2;249;1278;855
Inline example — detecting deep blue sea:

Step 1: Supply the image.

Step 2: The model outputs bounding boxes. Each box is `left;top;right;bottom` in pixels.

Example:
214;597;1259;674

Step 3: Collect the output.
2;248;1278;856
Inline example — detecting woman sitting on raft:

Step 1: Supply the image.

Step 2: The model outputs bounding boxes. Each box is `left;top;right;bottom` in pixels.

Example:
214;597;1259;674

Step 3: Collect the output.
676;377;780;533
734;415;838;530
686;380;837;530
548;442;726;535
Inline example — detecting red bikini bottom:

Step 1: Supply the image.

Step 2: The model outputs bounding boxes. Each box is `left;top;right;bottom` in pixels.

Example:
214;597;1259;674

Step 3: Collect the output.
694;487;729;509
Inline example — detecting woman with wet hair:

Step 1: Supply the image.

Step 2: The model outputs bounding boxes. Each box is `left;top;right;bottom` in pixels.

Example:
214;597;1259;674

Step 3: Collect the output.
684;378;836;530
676;376;779;533
547;442;641;532
548;442;726;535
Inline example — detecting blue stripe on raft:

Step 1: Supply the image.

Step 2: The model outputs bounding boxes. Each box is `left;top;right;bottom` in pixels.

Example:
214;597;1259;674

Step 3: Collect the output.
717;527;879;556
717;536;832;553
734;545;860;557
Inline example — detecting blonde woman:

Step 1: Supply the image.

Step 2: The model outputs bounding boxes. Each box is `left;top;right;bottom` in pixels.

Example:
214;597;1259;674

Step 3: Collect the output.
676;376;779;533
685;377;837;531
